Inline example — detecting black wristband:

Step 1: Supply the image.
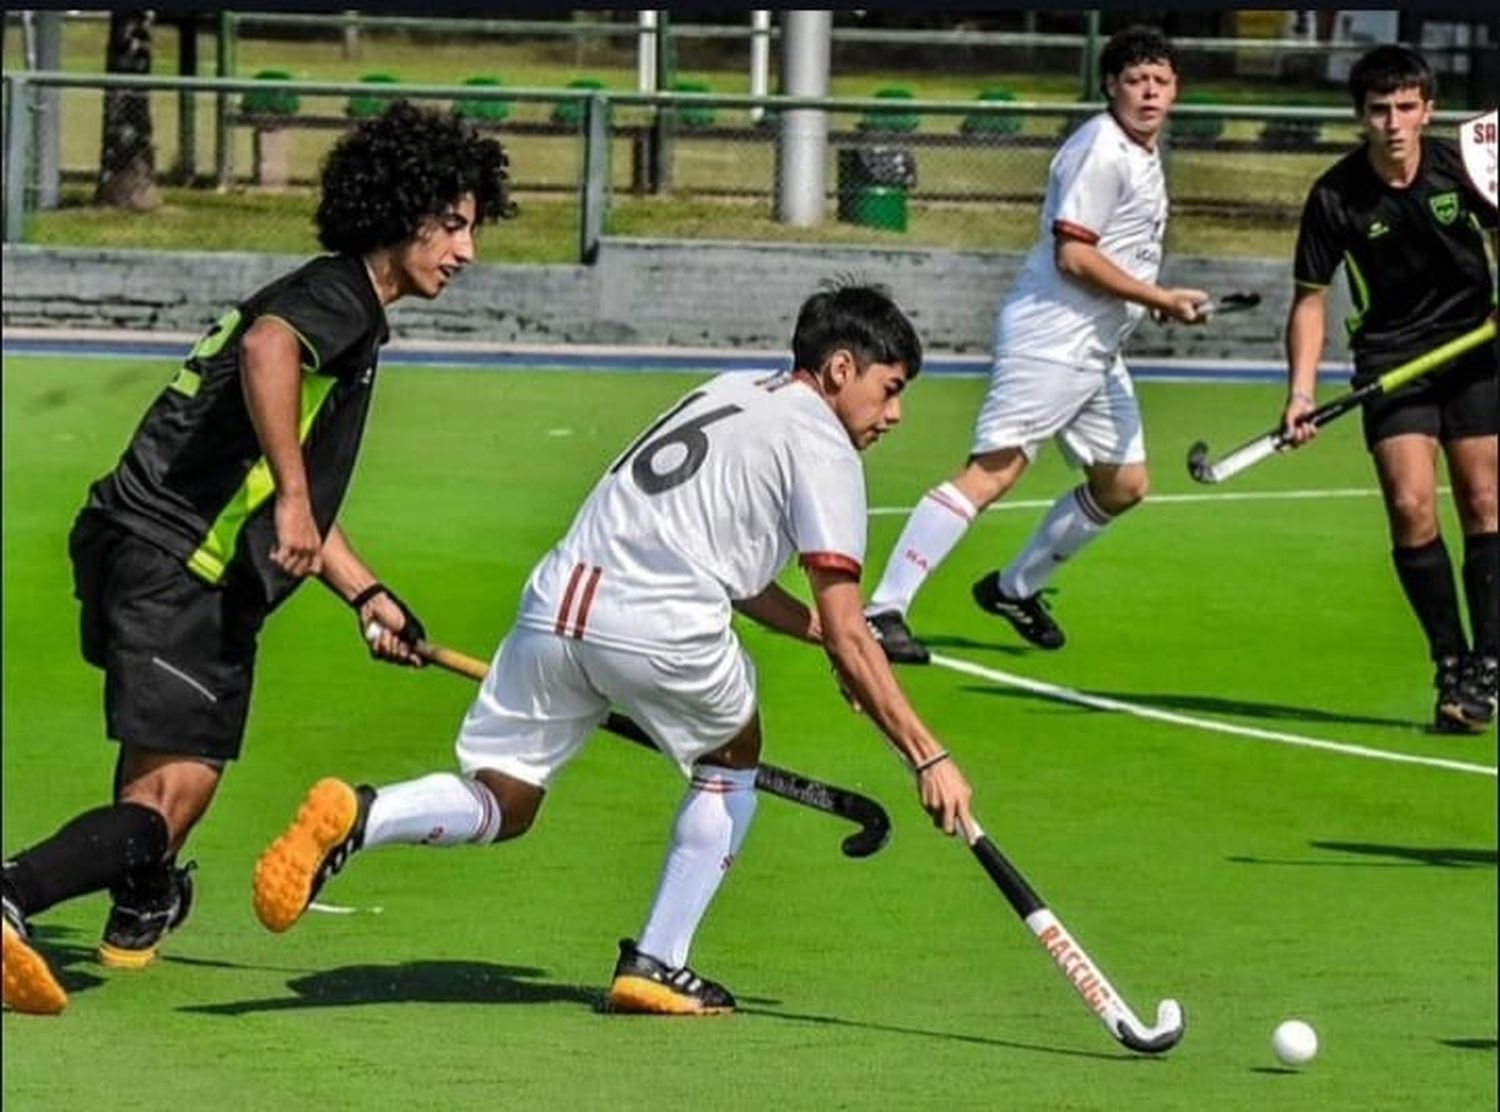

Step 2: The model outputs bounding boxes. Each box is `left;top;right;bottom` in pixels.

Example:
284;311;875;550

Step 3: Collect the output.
914;750;951;775
349;582;387;610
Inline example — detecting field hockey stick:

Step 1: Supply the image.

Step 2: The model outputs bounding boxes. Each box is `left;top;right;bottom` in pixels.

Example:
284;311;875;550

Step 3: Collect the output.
1187;317;1498;485
960;815;1185;1055
413;639;892;859
1194;290;1261;319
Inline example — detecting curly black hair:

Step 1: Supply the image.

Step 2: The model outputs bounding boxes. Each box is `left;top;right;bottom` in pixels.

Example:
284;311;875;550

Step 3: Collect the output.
316;99;514;255
1098;26;1177;96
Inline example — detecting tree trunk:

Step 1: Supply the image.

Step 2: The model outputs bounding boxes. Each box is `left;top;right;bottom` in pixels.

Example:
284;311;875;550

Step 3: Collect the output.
95;10;160;210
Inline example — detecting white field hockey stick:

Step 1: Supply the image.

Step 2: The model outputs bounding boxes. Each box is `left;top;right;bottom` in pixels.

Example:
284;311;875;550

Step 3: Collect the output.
1187;317;1498;485
960;815;1184;1054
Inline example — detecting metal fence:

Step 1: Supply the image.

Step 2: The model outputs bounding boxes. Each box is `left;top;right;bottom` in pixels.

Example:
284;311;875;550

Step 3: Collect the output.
2;70;1478;263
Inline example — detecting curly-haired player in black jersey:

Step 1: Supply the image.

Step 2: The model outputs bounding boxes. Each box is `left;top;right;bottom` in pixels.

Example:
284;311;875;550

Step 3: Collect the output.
2;101;513;1014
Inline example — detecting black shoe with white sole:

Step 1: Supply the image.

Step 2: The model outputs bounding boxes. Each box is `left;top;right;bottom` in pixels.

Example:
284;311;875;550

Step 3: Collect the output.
866;609;930;665
972;573;1065;650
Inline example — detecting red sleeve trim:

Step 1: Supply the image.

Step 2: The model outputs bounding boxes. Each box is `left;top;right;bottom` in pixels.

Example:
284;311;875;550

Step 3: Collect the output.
800;552;862;578
1052;219;1101;245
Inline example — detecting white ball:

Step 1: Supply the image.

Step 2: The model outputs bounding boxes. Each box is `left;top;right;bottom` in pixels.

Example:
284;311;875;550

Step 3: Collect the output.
1272;1019;1318;1066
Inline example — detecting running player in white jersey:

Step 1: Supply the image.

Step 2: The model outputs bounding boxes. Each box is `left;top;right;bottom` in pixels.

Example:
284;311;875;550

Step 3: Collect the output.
251;285;976;1015
865;27;1210;663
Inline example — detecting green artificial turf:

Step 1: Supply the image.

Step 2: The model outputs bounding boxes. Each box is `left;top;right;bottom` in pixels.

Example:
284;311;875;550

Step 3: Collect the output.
3;354;1495;1110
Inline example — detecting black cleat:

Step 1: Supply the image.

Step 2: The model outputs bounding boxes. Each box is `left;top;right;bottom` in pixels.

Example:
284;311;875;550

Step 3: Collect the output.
605;938;735;1015
866;609;930;665
253;778;375;933
98;859;197;970
1466;654;1497;721
1434;655;1494;734
972;573;1065;650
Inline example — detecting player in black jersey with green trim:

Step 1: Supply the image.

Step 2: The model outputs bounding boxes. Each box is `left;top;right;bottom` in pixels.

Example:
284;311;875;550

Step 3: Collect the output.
1;101;513;1014
1282;45;1497;734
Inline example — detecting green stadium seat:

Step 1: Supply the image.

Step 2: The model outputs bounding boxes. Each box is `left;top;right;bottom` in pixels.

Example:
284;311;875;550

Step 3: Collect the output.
241;69;300;117
959;86;1021;136
346;73;399;119
858;86;920;133
454;76;511;123
670;80;716;128
552;77;606;127
1171;92;1225;142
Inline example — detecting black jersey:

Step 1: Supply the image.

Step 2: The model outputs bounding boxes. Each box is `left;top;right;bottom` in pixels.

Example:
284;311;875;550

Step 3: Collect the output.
1293;136;1497;381
85;254;389;608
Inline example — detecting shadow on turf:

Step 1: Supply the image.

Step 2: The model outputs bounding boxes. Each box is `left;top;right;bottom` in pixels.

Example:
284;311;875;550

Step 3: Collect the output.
28;923;312;986
1440;1037;1496;1051
918;634;1030;658
961;684;1423;731
179;960;604;1015
1228;843;1497;869
738;1005;1138;1062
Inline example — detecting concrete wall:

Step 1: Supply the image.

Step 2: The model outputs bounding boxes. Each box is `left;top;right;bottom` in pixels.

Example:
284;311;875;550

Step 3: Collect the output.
2;239;1356;362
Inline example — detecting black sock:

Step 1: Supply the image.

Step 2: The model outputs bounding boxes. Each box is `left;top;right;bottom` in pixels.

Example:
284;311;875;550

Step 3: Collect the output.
1392;538;1467;661
1463;532;1498;659
3;803;168;918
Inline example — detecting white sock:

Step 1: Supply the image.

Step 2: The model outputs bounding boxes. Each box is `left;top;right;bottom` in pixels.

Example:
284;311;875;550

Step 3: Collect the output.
999;484;1113;598
868;482;978;615
362;772;503;848
636;765;758;970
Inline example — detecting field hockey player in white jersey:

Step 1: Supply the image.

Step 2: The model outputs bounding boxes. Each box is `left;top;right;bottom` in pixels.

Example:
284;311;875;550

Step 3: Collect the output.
865;26;1210;664
252;284;976;1015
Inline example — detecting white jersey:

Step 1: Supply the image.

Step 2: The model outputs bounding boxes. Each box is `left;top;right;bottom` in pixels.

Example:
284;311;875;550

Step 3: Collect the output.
516;370;867;655
996;111;1169;372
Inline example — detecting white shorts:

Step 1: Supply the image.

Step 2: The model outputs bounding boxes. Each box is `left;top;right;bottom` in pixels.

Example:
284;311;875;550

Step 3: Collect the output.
971;353;1146;466
454;624;758;788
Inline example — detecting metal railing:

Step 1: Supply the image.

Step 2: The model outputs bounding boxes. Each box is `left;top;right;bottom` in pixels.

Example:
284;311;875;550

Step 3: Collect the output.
3;69;1478;260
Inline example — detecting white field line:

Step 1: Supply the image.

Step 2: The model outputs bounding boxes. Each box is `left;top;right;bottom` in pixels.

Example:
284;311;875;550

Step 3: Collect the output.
308;901;384;915
870;486;1423;516
930;653;1497;777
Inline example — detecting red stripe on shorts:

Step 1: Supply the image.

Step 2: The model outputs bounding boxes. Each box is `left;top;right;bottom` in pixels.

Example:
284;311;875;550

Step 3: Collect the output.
555;562;585;635
571;565;603;639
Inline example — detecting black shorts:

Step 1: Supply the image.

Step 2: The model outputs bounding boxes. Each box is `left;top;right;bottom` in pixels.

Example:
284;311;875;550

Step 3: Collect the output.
1361;343;1499;450
70;512;268;761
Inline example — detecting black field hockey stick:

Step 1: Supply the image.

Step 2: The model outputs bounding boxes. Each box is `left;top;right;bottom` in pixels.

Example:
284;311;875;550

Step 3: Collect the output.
1187;318;1497;485
961;816;1185;1055
415;640;892;859
1195;290;1261;319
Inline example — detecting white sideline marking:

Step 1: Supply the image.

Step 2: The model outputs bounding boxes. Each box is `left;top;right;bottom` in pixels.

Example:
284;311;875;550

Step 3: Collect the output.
930;653;1497;777
870;487;1406;517
308;902;384;915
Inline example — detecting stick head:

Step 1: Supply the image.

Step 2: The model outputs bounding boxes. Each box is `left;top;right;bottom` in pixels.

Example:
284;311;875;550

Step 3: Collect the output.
1114;999;1186;1055
1186;440;1216;484
839;802;892;858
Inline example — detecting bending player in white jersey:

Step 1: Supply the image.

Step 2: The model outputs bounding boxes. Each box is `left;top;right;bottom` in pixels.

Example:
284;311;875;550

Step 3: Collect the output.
251;285;975;1015
865;26;1209;664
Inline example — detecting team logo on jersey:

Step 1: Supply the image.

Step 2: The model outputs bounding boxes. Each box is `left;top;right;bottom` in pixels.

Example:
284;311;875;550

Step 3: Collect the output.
1366;220;1390;239
1428;191;1460;225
